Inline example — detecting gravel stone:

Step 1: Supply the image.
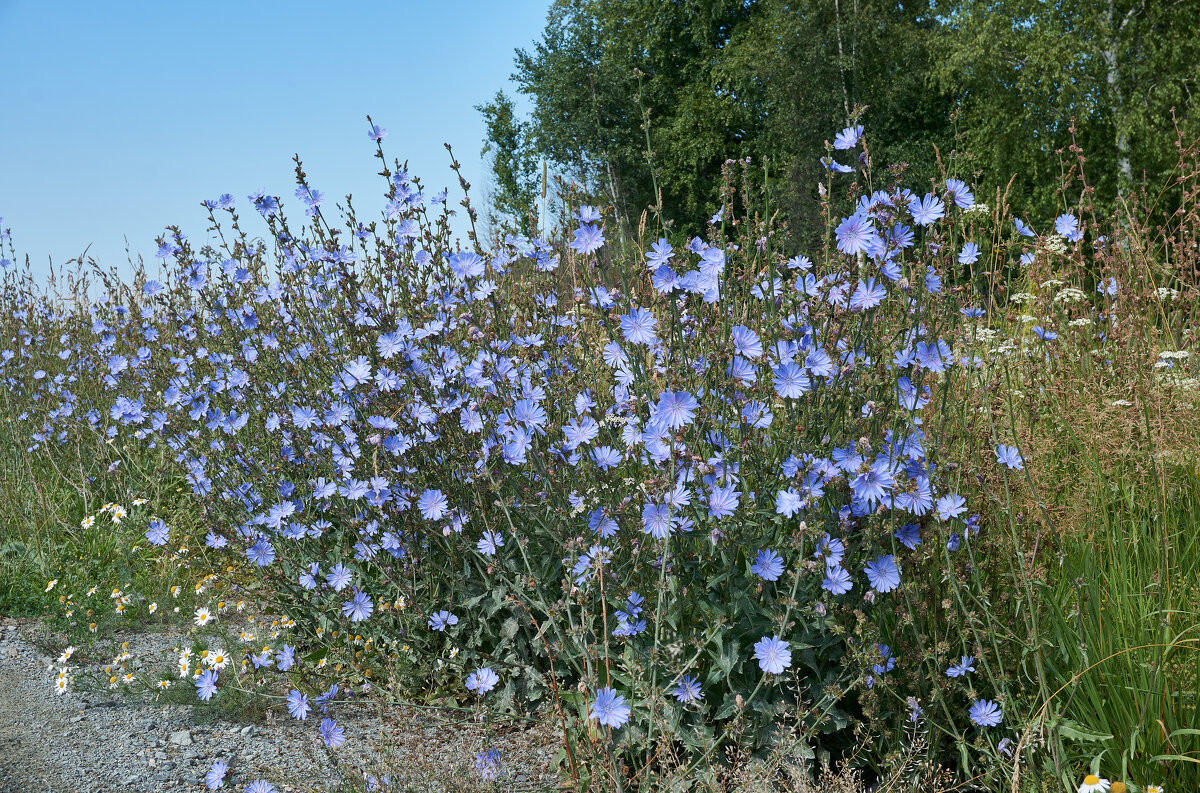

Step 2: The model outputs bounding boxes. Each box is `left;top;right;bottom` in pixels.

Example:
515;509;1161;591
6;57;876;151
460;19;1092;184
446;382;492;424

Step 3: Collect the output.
0;620;558;792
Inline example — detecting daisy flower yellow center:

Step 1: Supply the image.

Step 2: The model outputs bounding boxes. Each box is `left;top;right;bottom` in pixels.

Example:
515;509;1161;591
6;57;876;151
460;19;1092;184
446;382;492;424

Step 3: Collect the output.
1083;777;1099;785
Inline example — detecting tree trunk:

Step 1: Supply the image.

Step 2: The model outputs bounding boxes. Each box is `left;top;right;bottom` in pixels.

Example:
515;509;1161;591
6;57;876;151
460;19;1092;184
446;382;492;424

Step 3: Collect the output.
1104;0;1133;196
834;0;851;125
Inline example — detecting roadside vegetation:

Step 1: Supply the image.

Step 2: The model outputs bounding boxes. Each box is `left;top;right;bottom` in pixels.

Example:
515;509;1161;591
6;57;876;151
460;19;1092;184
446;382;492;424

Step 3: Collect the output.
1;107;1197;793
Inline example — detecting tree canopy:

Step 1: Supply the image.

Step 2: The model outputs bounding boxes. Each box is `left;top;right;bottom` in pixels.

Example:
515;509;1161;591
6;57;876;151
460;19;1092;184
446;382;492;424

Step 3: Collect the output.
480;0;1199;238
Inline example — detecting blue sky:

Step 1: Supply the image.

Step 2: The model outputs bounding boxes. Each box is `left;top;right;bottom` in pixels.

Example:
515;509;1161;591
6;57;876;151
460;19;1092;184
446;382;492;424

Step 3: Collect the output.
0;1;547;281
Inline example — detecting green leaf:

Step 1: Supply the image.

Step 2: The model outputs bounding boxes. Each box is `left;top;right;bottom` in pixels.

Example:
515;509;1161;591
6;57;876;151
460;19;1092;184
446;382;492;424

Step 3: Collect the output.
1148;753;1200;765
1165;728;1200;740
1056;719;1114;743
714;692;741;721
714;637;739;678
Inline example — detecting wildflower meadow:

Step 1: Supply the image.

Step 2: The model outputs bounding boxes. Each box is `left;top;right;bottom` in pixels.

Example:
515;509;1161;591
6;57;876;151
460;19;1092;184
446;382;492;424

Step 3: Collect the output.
2;114;1198;793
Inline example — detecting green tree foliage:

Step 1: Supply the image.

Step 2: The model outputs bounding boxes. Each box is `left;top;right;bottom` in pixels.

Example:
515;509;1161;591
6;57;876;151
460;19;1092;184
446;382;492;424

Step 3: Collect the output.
499;0;761;234
483;0;1198;235
931;0;1200;218
717;0;952;242
477;91;540;235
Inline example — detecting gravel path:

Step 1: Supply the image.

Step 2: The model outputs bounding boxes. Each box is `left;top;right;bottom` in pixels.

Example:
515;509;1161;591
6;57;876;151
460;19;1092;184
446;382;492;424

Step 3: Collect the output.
0;620;558;793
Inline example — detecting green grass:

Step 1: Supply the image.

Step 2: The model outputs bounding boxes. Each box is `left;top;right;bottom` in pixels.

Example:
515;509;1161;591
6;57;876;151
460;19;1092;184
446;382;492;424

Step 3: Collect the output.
0;420;202;642
1037;462;1200;791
